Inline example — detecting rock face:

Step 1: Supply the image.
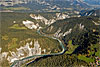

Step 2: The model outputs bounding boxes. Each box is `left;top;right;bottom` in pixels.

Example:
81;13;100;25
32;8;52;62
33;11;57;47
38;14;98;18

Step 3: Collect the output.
56;13;70;20
0;50;8;61
23;20;40;29
0;40;43;63
0;48;2;53
93;21;100;25
7;40;42;63
63;29;72;36
79;24;84;30
30;13;70;26
30;14;49;25
54;28;72;38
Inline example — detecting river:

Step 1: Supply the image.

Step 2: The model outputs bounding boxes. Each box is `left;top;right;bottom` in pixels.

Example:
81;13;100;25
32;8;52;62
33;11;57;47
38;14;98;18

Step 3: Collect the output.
10;29;66;67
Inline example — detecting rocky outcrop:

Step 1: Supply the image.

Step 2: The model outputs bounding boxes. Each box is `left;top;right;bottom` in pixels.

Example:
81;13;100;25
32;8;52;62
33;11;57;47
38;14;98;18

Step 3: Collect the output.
23;20;42;29
0;50;8;61
0;40;45;64
7;40;42;63
63;29;72;36
54;28;72;38
30;14;49;25
93;21;100;25
30;13;70;26
56;13;70;20
79;24;84;30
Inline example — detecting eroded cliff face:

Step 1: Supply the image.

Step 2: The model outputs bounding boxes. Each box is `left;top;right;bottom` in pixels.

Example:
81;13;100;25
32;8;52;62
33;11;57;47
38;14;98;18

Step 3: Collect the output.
0;36;61;65
42;14;100;40
7;40;42;63
29;13;70;26
22;13;72;38
0;40;44;63
23;20;42;29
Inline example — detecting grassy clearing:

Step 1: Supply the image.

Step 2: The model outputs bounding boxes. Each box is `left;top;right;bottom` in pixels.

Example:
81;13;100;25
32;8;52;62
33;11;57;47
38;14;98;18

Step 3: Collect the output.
95;50;100;57
65;40;78;54
78;55;95;63
9;24;27;30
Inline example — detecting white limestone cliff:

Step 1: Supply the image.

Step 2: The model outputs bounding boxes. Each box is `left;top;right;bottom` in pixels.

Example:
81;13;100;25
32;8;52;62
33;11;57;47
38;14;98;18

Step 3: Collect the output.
0;40;43;63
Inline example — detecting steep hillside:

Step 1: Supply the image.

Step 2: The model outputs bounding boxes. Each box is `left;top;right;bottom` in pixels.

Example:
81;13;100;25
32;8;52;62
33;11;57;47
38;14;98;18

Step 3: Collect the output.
42;16;100;38
27;54;89;67
41;11;100;65
0;12;62;66
27;30;100;66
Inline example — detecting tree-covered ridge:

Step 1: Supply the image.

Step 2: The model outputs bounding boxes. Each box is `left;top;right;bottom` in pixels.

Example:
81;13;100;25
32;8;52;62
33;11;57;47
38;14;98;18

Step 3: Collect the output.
40;12;100;66
42;16;100;44
28;22;100;67
27;29;100;67
27;54;89;67
74;30;100;65
73;30;100;54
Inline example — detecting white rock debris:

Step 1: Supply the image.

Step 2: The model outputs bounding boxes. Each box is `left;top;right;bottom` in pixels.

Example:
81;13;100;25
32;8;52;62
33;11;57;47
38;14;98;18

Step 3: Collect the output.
6;40;42;63
54;28;72;37
93;21;100;25
48;19;56;25
47;26;54;32
54;28;62;37
0;48;2;53
0;49;8;61
51;5;58;10
74;11;80;14
36;0;50;5
30;41;33;45
94;13;97;16
30;13;70;26
23;20;41;29
79;24;84;30
58;33;63;37
30;14;49;25
56;13;70;20
13;21;16;23
63;29;72;36
42;49;46;53
77;15;81;17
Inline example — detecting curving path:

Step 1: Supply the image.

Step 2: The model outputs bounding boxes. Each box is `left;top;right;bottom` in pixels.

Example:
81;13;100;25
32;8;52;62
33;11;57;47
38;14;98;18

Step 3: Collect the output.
10;29;66;67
